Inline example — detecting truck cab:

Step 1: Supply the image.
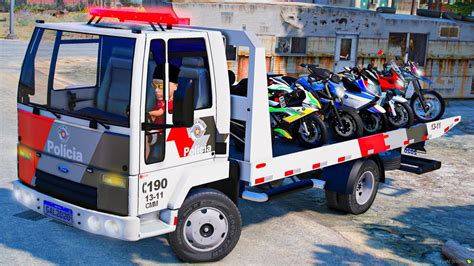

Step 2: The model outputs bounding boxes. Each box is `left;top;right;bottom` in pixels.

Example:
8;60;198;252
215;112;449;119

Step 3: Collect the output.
15;14;233;236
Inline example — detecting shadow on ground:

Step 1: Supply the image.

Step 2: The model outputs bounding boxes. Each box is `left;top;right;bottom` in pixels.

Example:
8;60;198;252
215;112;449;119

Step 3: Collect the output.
0;186;343;264
312;244;401;265
0;188;179;264
361;205;474;264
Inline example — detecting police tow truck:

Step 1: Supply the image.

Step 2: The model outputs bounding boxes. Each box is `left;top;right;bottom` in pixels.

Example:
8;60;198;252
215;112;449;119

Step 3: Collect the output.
13;8;461;262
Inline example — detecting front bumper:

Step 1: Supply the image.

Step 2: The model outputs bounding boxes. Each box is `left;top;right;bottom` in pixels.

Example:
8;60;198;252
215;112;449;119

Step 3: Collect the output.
13;180;140;241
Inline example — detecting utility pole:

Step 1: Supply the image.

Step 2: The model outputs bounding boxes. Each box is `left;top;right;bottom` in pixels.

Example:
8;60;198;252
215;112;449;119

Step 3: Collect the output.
410;0;417;15
6;0;17;39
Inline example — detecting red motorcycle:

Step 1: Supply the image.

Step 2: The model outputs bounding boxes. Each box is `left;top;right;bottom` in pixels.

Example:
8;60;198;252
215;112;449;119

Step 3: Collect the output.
378;61;445;122
377;62;406;93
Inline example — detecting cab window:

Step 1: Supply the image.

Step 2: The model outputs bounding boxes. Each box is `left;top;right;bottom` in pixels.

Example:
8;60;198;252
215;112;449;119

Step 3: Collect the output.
18;28;136;127
145;39;166;164
144;37;213;164
168;38;213;112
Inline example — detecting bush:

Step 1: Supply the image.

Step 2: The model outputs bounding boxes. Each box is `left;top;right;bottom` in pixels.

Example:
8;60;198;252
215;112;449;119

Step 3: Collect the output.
445;2;474;17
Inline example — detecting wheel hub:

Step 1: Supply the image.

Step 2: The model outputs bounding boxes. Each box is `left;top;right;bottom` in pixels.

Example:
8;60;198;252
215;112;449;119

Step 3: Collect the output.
200;224;214;237
414;96;441;120
183;207;229;252
355;171;375;205
336;116;354;136
389;104;408;127
299;121;320;143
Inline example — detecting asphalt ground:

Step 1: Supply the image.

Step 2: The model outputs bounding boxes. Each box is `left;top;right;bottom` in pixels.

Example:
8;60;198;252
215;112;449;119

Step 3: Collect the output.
1;39;473;265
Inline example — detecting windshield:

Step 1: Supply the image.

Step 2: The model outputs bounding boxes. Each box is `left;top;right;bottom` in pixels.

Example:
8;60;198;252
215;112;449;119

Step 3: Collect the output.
18;28;136;127
390;60;402;75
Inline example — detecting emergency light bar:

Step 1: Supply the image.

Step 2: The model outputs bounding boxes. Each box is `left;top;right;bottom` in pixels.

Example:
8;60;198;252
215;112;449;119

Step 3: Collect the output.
88;7;190;30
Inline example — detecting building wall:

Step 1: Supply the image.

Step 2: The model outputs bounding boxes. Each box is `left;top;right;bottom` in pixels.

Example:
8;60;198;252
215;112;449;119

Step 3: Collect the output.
173;2;474;98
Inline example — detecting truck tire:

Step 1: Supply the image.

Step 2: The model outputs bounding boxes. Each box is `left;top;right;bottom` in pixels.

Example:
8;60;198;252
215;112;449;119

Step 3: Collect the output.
169;188;242;263
379;150;401;171
324;159;380;215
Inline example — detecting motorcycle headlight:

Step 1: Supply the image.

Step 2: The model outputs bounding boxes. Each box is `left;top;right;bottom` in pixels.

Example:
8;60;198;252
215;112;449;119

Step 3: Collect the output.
335;86;345;99
303;103;319;110
396;79;405;88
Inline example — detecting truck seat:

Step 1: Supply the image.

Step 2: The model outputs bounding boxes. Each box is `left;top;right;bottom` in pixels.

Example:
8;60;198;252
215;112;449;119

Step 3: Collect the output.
178;57;210;109
77;48;157;124
96;48;133;116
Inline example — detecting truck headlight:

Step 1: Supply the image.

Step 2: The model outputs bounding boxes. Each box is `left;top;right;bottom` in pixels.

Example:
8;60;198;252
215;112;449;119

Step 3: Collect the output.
102;174;127;188
87;216;102;232
105;219;122;237
18;146;33;160
335;86;345;99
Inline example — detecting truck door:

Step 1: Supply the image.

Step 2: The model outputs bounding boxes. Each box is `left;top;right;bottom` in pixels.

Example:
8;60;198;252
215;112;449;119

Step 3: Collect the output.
138;35;219;214
334;34;359;73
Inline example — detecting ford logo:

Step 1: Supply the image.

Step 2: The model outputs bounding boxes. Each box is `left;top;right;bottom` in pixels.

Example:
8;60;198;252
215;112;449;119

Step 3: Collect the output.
58;165;69;173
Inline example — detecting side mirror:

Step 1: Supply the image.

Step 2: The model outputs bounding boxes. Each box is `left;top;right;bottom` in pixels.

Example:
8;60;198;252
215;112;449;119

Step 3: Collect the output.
173;78;195;127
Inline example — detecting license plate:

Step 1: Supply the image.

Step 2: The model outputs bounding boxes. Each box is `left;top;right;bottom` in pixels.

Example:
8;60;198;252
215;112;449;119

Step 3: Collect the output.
43;200;73;225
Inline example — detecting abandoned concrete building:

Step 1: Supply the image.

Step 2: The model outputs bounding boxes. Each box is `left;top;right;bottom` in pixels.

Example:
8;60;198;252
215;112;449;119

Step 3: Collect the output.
170;2;474;98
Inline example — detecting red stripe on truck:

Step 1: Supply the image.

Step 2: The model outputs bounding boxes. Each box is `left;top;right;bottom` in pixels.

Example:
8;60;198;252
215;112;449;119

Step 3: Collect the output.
338;156;345;162
312;163;321;169
284;170;294;176
256;163;266;169
255;177;265;185
17;110;55;185
358;133;389;157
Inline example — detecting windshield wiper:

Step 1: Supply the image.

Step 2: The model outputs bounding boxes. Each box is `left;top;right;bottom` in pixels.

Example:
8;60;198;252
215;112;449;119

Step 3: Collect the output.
33;105;61;119
81;115;111;130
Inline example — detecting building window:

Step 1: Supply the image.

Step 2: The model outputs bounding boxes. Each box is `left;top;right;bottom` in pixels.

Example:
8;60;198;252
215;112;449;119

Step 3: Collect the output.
226;45;237;61
388;32;428;66
339;38;352;61
221;12;233;24
275;37;307;55
439;26;459;38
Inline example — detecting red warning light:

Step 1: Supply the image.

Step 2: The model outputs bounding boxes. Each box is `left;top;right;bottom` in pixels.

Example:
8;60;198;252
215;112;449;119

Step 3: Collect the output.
88;7;190;26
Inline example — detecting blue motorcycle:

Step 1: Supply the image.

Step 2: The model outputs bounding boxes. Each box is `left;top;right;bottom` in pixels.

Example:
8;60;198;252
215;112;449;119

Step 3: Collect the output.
295;64;364;140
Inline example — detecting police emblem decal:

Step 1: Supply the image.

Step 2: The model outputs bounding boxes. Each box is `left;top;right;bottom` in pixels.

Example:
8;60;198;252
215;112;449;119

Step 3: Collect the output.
57;126;70;143
190;120;206;140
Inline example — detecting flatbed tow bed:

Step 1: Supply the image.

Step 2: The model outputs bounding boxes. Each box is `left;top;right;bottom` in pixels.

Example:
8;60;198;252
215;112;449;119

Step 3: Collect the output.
12;10;462;263
234;116;460;200
236;116;461;186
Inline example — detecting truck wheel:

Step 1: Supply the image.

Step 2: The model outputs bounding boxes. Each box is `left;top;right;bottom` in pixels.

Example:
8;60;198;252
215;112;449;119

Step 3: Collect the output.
324;159;380;215
169;188;242;263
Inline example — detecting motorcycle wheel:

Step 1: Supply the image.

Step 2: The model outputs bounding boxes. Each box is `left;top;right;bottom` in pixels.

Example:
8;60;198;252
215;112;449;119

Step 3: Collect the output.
387;102;414;128
410;91;445;122
360;110;388;135
330;109;364;140
295;115;328;148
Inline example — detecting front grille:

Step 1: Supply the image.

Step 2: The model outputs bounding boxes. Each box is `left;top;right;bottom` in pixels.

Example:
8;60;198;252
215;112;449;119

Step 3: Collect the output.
34;170;97;210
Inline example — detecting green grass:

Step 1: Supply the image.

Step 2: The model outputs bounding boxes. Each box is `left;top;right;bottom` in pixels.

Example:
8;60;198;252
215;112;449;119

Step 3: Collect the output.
0;11;88;40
